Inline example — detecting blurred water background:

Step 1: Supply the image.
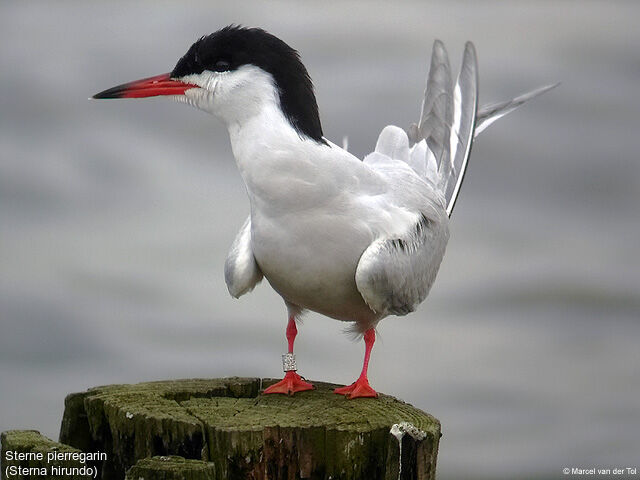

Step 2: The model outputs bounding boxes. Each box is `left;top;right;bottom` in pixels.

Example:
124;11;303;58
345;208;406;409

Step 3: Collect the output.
1;1;639;478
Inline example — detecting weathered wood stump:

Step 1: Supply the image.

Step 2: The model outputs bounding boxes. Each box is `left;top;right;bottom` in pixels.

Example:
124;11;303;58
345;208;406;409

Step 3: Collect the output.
3;377;440;480
1;430;93;480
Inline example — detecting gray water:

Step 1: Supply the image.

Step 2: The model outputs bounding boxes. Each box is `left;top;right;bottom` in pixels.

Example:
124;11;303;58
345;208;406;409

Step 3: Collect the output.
1;1;639;478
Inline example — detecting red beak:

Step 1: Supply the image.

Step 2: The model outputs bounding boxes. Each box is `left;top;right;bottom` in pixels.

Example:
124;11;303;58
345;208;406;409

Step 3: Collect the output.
92;73;198;99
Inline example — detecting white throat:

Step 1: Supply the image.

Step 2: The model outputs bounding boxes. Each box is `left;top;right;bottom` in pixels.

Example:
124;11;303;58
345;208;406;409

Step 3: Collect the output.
180;65;280;126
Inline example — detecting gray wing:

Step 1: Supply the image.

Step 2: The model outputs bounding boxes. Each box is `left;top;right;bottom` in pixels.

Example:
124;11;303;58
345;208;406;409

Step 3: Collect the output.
224;216;263;298
355;213;449;317
408;41;478;217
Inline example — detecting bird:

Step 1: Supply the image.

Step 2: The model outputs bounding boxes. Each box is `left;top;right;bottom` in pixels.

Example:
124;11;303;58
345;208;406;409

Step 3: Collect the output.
93;26;556;398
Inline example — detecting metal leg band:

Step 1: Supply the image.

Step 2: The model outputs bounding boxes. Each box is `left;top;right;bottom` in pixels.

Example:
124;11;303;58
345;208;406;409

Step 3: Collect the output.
282;353;297;372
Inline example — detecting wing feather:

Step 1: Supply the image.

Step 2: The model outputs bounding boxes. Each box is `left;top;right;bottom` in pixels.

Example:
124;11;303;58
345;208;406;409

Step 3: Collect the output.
224;216;263;298
408;40;453;167
406;41;478;216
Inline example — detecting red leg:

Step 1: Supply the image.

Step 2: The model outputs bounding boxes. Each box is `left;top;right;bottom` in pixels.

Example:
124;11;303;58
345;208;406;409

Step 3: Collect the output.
334;329;378;399
263;316;314;396
286;316;297;354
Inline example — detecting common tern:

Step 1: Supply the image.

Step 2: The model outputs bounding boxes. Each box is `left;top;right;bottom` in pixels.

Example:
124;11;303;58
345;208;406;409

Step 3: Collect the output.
94;26;556;398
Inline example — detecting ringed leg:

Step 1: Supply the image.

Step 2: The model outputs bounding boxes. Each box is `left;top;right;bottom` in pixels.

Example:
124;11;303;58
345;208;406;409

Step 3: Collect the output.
334;328;378;398
263;315;314;395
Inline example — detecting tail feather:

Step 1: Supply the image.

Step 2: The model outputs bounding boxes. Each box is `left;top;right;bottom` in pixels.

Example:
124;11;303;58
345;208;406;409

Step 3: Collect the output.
475;83;560;137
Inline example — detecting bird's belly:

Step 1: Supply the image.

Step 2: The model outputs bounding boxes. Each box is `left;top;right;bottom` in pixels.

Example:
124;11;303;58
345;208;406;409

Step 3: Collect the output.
251;215;377;323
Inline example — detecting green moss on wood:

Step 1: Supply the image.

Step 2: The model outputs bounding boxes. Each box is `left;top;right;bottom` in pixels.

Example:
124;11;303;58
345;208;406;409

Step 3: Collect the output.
125;456;215;480
1;430;92;480
52;377;439;479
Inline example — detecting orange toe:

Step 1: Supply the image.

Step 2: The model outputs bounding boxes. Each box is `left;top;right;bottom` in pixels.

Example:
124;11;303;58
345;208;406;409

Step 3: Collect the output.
333;383;355;396
334;377;378;399
263;371;314;396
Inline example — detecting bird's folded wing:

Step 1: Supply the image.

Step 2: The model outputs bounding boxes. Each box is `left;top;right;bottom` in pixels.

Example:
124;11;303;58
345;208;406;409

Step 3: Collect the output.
224;216;263;298
355;212;449;317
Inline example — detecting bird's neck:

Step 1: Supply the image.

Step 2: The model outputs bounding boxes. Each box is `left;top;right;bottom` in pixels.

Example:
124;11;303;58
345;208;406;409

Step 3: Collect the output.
226;101;331;213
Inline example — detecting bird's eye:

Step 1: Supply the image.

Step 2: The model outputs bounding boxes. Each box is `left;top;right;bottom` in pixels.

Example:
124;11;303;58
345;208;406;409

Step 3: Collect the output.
213;59;231;72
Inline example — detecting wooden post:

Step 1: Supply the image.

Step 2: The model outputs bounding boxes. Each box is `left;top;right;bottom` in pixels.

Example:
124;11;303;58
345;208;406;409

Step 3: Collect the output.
1;430;93;480
4;377;440;479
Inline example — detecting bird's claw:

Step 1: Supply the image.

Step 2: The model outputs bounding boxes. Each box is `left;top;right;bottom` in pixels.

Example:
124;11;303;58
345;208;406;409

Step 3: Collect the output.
334;377;378;399
263;371;314;396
